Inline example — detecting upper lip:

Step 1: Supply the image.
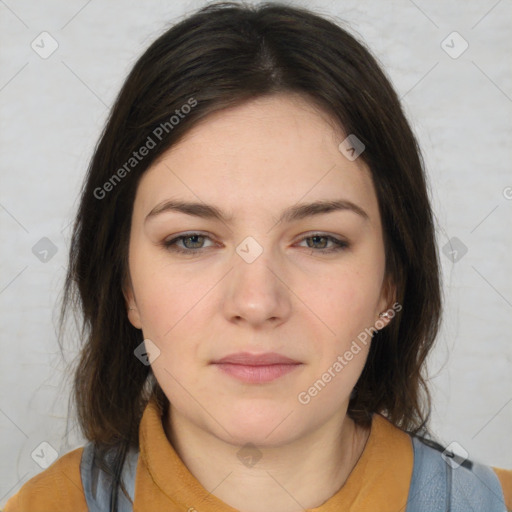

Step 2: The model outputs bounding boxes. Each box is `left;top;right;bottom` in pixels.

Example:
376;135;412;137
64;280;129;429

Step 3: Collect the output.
211;352;301;365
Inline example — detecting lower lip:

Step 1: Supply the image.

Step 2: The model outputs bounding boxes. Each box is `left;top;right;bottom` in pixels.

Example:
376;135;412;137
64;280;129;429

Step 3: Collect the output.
212;363;302;383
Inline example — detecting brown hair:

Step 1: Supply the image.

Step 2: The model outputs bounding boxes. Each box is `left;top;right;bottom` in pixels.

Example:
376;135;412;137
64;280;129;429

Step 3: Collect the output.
60;1;442;508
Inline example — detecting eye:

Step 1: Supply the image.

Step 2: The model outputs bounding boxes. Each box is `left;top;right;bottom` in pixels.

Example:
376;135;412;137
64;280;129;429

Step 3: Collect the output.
162;232;349;256
296;233;349;254
163;232;216;255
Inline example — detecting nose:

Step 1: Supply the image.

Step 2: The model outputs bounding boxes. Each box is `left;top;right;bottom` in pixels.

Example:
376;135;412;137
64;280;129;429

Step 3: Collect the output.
222;245;292;329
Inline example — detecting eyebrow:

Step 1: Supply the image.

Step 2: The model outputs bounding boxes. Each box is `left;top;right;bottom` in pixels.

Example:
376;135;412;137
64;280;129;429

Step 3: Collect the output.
145;198;369;225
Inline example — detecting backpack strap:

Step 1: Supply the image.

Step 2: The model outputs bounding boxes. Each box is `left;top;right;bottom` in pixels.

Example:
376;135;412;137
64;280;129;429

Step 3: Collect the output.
80;441;139;511
406;435;507;512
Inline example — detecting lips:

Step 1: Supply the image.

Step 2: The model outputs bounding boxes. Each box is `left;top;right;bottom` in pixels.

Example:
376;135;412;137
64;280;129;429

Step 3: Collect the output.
210;352;302;384
211;352;300;365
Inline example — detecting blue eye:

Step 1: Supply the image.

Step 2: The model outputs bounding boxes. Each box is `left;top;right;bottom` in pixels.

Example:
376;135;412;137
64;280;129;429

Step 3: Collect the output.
163;233;214;255
162;232;349;255
298;234;349;253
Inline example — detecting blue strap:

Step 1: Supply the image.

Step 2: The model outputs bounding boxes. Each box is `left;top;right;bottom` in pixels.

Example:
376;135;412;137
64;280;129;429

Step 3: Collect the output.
80;441;139;512
406;435;507;512
406;436;449;511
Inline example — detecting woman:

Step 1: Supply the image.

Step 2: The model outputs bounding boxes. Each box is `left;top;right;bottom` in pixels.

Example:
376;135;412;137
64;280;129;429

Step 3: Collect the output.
4;2;511;511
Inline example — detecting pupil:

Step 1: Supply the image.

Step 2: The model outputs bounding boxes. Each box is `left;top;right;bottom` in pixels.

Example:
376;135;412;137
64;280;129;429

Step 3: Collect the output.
185;235;202;248
309;236;326;248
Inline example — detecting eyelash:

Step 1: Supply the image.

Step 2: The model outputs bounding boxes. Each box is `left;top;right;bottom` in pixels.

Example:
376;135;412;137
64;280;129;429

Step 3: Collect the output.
162;232;349;255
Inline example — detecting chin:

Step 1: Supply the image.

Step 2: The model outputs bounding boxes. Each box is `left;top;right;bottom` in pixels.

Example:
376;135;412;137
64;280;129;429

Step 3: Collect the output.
213;406;304;447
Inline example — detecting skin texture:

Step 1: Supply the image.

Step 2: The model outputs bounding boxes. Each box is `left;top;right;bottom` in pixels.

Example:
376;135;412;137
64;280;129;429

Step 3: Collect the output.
124;93;395;512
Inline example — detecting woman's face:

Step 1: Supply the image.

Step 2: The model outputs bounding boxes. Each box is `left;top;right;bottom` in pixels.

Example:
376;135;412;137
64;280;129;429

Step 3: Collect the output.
125;93;394;446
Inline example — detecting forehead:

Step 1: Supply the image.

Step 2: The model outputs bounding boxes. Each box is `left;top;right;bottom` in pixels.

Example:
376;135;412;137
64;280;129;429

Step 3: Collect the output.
133;94;380;225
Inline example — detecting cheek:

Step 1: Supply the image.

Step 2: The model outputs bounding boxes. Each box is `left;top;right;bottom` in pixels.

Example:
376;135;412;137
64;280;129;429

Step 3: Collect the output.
307;265;384;341
129;243;206;336
136;278;205;344
130;259;223;387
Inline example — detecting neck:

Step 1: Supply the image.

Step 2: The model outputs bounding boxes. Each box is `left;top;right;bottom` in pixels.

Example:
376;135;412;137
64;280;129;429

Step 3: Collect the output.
164;405;371;512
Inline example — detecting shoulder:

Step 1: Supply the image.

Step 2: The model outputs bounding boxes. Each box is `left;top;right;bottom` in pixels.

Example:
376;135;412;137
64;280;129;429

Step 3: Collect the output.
3;446;87;512
409;435;511;512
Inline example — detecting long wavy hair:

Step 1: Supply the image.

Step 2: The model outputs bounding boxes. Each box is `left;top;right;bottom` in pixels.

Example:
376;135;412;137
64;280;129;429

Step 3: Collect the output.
59;2;442;508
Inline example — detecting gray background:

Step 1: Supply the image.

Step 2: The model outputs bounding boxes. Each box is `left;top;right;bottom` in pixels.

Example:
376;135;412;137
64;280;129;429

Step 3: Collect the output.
1;0;511;504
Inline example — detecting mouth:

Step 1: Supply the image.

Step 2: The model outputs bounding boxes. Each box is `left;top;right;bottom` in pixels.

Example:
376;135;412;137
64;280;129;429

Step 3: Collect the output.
210;352;303;384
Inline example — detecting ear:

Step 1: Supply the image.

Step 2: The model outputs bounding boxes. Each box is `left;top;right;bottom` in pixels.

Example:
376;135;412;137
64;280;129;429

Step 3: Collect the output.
375;272;398;329
122;273;143;330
